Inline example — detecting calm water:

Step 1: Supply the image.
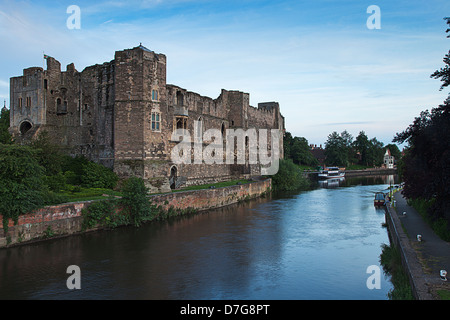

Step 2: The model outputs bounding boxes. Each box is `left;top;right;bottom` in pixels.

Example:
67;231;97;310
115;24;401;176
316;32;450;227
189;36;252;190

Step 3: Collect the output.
0;175;398;300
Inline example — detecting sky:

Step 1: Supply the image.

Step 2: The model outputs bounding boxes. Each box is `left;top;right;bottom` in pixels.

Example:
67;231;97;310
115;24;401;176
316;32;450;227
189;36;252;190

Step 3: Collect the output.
0;0;449;148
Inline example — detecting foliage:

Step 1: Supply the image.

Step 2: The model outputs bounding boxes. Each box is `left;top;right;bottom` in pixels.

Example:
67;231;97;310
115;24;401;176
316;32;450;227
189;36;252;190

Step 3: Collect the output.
394;18;450;234
28;131;65;176
380;243;414;300
322;130;387;167
430;17;450;94
80;161;119;189
81;199;125;230
271;158;312;192
284;132;318;166
324;131;350;167
119;177;153;227
0;144;45;232
0;107;12;145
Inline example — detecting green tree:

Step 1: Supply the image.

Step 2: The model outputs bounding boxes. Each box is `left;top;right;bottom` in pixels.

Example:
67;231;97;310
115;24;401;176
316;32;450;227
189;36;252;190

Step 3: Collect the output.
290;136;318;166
271;158;311;192
353;131;370;166
80;161;119;189
0;107;12;145
28;131;64;176
120;177;152;227
394;18;450;233
324;131;349;167
0;144;45;232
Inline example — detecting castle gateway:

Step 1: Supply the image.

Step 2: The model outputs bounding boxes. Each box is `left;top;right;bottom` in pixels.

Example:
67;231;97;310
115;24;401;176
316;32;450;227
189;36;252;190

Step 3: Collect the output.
9;45;284;192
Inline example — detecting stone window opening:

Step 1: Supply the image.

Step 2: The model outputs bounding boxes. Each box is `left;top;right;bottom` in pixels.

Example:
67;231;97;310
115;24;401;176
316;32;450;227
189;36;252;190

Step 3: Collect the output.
175;116;187;130
197;117;203;138
176;91;184;107
152;89;158;101
169;166;178;190
221;122;225;136
18;98;23;109
151;111;161;131
56;98;68;114
26;97;31;108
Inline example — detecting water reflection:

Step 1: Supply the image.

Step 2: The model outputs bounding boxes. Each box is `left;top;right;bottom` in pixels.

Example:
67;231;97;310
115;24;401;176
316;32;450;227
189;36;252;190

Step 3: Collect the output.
318;175;400;189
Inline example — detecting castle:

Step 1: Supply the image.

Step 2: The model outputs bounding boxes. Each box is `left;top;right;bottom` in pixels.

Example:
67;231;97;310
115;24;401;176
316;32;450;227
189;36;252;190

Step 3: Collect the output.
9;44;284;192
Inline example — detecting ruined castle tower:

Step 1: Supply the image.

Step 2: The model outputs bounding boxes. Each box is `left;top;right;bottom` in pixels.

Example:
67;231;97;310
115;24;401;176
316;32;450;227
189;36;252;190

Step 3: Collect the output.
9;45;284;192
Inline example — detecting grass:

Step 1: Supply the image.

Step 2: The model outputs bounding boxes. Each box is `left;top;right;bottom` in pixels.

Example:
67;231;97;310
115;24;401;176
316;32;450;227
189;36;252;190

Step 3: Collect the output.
380;243;415;300
437;290;450;300
174;179;251;192
57;187;122;202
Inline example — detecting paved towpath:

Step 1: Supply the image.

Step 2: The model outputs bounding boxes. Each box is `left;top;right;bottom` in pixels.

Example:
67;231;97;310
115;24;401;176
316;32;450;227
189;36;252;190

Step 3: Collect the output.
393;190;450;298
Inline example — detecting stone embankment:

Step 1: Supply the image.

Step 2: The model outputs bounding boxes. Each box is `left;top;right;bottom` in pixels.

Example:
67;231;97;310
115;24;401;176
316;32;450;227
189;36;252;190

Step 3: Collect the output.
384;191;450;300
0;178;271;248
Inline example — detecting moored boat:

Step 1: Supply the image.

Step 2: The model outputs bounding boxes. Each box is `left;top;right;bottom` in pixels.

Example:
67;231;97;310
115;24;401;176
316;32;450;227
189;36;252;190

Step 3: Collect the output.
374;192;386;206
318;167;345;179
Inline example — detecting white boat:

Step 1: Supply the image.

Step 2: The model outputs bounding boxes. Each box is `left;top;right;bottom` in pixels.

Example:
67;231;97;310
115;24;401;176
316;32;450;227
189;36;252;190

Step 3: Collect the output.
318;167;345;179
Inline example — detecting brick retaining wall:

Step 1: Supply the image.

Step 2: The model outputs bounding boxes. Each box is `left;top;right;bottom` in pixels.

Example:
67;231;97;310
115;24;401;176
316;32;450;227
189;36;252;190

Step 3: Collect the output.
0;178;271;248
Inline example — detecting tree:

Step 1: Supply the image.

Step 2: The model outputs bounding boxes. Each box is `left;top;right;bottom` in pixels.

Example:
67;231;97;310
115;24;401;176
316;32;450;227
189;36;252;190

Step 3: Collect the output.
0;107;12;145
394;18;450;228
120;177;152;227
283;131;318;166
271;158;311;192
0;144;45;232
324;131;349;167
353;131;370;166
430;17;450;94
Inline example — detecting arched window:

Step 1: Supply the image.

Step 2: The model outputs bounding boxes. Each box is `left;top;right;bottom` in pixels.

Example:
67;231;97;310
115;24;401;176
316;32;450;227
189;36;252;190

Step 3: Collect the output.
152;90;158;101
19;121;32;135
151;111;161;131
56;98;67;114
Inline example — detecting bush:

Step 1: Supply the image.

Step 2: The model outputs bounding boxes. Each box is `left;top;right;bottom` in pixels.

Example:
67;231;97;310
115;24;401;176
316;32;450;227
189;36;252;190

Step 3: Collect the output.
81;199;124;230
271;158;312;192
120;177;153;227
0;144;46;232
80;161;118;189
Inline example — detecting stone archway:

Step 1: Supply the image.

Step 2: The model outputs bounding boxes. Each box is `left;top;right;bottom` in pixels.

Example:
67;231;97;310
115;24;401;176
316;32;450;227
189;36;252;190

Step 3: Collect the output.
19;120;32;135
169;166;178;190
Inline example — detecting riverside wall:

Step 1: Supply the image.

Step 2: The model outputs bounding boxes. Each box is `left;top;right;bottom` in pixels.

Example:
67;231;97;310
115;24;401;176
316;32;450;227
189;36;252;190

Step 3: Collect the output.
0;178;271;249
384;201;434;300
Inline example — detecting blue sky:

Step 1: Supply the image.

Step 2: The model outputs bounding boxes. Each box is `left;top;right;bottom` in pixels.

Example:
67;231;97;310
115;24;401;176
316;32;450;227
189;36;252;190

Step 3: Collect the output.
1;0;449;147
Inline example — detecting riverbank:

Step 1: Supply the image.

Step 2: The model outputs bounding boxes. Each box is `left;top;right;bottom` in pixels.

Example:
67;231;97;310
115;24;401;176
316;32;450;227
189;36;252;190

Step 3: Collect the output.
0;178;271;249
384;190;450;299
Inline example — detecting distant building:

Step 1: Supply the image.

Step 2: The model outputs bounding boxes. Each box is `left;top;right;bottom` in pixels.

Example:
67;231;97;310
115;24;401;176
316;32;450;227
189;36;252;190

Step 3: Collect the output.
384;149;394;169
310;144;325;166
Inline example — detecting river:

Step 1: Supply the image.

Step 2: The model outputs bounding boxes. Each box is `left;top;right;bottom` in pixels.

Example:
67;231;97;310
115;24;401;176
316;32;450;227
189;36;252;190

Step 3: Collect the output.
0;175;399;300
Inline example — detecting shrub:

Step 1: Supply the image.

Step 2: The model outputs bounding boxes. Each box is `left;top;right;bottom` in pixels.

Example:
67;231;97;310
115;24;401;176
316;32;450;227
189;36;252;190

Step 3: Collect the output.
120;177;153;227
80;161;118;189
271;158;312;192
0;144;45;232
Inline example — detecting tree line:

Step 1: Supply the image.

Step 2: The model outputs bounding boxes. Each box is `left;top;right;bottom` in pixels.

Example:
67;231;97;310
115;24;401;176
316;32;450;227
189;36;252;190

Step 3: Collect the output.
283;128;401;169
394;18;450;240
